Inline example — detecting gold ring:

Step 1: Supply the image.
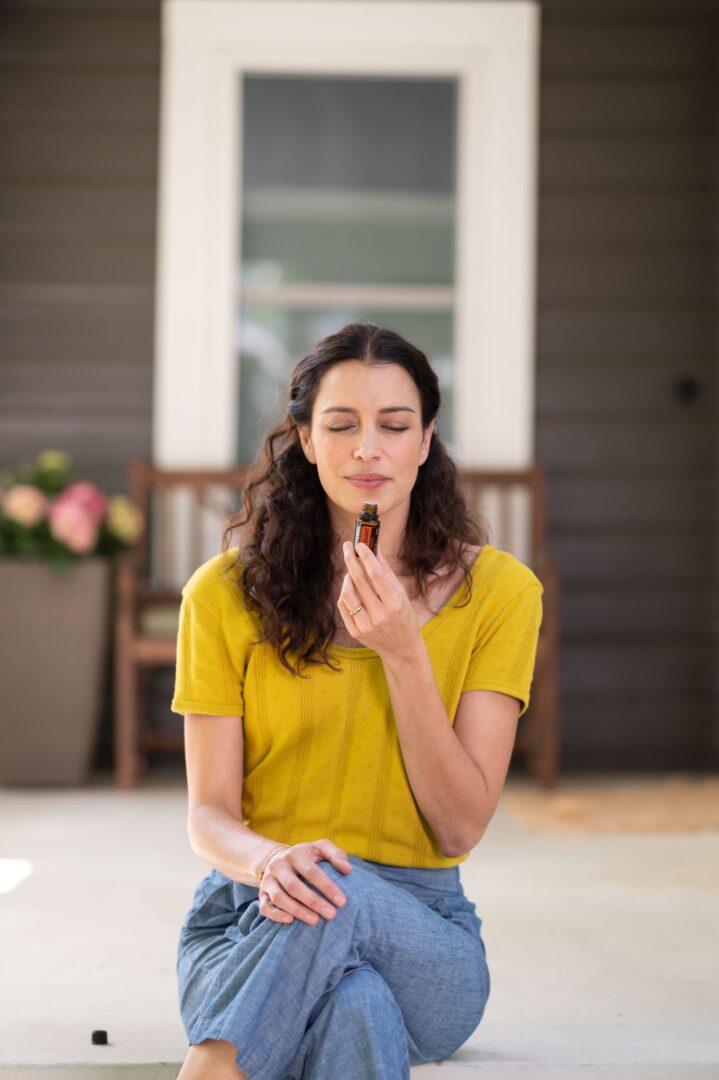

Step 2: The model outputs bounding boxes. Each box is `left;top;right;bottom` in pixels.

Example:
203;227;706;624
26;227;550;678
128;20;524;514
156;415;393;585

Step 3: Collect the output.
348;603;363;617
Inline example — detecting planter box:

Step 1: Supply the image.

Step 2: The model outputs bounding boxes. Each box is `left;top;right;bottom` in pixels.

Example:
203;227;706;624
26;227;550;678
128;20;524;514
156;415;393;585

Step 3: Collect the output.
0;558;112;785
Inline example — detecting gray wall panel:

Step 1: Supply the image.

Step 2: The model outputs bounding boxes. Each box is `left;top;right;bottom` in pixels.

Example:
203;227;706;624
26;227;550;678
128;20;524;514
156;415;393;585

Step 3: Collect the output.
536;4;717;770
0;0;158;520
541;417;714;471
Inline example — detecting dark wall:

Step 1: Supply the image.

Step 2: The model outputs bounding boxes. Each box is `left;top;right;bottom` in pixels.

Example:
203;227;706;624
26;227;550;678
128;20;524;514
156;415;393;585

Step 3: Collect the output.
536;3;719;770
1;0;717;774
0;0;159;496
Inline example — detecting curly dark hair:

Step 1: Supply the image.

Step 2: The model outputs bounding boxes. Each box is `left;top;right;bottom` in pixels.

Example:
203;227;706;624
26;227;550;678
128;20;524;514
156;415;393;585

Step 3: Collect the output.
221;321;490;675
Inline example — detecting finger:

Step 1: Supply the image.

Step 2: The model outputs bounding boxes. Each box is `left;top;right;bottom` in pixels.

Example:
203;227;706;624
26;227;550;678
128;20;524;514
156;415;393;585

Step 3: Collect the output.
357;540;408;612
263;875;323;925
300;858;348;907
338;576;363;617
336;598;356;636
317;842;353;874
336;596;360;636
274;863;342;919
373;534;391;570
259;893;294;923
343;542;383;614
355;541;396;597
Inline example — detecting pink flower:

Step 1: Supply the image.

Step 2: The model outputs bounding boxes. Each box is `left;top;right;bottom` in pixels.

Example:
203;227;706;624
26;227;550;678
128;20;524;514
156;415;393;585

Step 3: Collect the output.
48;494;101;554
58;481;107;522
1;484;48;528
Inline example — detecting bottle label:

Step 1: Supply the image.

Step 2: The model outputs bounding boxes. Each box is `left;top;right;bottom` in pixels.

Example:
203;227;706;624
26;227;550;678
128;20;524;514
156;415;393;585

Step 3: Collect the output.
357;523;378;551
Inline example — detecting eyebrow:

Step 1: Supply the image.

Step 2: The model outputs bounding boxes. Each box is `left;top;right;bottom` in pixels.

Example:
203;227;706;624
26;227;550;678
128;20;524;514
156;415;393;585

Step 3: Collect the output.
320;406;416;415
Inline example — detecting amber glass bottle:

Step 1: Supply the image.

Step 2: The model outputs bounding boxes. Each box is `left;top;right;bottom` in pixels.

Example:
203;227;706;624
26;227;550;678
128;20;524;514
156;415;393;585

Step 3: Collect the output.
353;502;380;554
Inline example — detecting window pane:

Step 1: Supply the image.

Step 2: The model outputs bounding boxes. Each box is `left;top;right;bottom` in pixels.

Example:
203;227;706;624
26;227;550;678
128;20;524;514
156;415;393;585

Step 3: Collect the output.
235;306;454;466
240;75;457;287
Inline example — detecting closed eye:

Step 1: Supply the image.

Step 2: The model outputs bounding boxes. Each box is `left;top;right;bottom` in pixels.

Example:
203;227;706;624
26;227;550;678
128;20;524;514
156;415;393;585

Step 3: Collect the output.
328;426;409;433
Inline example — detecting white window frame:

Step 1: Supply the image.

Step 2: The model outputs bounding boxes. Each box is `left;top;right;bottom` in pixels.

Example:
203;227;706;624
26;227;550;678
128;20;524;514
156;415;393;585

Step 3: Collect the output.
154;0;540;470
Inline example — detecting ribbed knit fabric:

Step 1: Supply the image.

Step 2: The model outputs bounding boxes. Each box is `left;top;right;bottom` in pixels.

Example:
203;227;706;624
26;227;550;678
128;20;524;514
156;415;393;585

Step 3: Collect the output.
171;544;543;868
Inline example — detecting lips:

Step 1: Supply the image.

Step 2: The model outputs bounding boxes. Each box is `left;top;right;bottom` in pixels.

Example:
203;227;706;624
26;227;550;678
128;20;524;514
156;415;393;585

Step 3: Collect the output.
348;475;388;481
347;476;389;489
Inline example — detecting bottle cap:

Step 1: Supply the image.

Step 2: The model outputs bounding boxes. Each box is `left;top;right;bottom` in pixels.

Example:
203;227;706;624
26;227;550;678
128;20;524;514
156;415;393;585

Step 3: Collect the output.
91;1030;108;1045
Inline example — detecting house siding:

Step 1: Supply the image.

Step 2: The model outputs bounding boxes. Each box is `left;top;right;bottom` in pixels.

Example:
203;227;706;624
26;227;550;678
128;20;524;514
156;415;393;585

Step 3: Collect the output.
536;5;718;768
0;0;159;495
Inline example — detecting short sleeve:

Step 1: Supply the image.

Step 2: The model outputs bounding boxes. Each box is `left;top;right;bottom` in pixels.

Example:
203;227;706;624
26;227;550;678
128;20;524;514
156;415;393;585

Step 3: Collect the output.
462;583;543;717
170;591;245;716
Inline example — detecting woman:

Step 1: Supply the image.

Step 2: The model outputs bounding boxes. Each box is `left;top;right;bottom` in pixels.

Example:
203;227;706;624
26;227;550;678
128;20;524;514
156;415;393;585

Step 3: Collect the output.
172;322;544;1080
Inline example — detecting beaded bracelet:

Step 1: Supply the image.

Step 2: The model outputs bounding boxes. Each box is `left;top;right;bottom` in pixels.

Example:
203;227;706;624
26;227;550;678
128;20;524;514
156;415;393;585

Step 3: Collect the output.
255;843;288;887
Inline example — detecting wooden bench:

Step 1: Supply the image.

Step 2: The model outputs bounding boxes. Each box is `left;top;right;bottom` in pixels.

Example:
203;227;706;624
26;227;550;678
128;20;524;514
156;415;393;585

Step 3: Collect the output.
114;461;561;790
460;466;561;791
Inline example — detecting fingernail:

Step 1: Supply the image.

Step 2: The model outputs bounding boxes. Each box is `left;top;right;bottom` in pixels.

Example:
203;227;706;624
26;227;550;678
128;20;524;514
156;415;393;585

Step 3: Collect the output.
334;894;346;905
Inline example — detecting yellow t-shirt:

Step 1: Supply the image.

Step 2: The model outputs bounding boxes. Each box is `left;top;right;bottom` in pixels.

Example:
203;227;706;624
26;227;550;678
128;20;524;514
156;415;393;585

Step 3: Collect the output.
171;543;543;868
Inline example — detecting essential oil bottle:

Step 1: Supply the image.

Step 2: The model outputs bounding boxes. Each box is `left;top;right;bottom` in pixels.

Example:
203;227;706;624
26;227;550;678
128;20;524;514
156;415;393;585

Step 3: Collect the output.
354;502;380;554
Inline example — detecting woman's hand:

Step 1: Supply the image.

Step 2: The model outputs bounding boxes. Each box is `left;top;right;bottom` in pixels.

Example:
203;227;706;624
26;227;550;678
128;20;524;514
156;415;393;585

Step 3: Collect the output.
337;535;422;661
257;839;352;926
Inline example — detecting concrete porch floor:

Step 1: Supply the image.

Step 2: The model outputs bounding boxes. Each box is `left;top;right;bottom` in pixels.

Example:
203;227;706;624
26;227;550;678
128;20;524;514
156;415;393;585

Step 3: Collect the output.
1;772;717;1079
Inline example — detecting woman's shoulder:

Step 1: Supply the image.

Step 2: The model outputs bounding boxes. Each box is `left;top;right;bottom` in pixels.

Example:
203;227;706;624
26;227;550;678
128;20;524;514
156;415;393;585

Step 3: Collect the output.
183;546;242;598
182;548;267;644
473;542;543;602
181;547;258;631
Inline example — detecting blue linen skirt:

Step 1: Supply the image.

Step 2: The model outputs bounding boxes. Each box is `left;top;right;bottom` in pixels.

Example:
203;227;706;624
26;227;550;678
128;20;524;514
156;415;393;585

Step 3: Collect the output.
176;853;491;1079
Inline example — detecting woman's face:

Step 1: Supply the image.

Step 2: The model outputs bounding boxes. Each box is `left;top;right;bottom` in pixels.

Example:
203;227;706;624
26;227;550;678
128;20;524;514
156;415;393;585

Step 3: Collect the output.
297;359;435;525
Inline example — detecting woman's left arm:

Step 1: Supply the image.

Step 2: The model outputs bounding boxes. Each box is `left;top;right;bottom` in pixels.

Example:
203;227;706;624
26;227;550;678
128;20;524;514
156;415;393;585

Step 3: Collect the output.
339;540;520;857
382;644;519;857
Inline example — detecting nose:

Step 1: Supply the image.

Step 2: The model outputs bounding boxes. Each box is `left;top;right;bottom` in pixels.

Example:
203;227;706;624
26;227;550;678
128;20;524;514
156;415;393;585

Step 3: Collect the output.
352;427;382;460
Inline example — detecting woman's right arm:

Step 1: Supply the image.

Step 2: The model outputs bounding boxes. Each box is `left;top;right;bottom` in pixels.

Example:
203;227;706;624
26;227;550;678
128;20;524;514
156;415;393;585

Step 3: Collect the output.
184;712;352;923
